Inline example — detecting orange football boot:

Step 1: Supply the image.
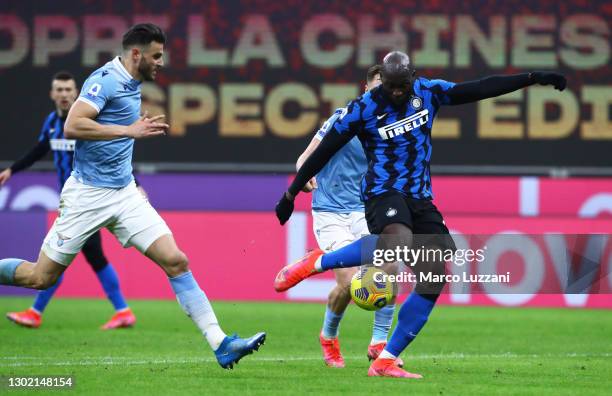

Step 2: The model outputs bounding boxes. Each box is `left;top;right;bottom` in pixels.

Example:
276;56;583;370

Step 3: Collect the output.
274;249;324;292
319;332;345;368
6;308;42;328
368;358;422;378
367;342;405;367
101;308;136;330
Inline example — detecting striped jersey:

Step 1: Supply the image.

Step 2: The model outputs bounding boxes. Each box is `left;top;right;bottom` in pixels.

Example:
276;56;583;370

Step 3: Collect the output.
329;77;456;200
38;111;75;188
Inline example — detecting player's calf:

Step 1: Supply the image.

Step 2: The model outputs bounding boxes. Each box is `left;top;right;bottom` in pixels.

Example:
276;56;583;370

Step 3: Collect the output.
1;254;65;290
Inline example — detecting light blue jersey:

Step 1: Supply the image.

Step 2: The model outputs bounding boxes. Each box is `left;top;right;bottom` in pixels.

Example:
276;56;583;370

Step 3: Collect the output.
312;108;367;213
74;56;141;188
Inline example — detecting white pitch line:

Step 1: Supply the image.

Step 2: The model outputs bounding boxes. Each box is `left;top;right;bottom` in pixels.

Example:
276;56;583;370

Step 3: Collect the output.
1;353;611;367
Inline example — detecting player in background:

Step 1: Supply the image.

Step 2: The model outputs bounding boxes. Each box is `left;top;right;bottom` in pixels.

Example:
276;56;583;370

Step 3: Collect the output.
275;51;566;378
0;24;265;369
296;65;402;368
0;72;136;330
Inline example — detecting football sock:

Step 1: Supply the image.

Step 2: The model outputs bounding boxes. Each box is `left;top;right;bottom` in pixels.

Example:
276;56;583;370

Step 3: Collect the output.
385;292;436;356
95;263;128;311
371;304;395;344
0;258;22;285
321;306;344;338
320;235;379;270
379;349;396;359
169;271;226;350
32;273;64;313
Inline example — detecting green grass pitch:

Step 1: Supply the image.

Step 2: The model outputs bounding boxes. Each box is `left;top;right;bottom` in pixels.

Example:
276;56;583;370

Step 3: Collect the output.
1;297;611;395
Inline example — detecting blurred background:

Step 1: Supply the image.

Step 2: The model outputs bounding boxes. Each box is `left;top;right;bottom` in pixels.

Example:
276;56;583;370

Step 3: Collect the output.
0;0;610;308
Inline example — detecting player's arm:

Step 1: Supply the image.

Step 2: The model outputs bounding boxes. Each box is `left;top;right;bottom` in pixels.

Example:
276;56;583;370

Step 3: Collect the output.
296;110;343;192
64;102;168;140
0;127;51;187
296;136;320;192
445;72;566;105
276;105;360;225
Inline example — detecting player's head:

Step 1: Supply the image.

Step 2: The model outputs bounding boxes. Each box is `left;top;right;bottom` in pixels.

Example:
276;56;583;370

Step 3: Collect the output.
122;23;166;81
380;51;415;105
365;64;382;92
50;71;77;116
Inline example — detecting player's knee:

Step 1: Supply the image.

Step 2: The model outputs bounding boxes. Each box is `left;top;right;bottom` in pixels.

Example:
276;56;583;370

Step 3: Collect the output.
82;249;108;271
162;250;189;277
335;269;355;289
415;260;447;296
380;223;413;250
30;274;58;290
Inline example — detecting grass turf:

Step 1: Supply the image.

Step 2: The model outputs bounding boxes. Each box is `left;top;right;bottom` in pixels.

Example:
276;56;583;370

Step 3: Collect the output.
0;297;611;395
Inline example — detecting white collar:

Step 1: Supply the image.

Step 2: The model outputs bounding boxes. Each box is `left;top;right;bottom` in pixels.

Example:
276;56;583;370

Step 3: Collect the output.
112;56;134;81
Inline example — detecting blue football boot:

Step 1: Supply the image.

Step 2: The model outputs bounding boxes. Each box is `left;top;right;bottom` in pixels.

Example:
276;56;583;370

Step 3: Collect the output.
215;332;266;369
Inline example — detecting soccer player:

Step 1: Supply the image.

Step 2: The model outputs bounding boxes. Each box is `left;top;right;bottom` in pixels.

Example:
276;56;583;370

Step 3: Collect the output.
296;65;402;368
0;72;137;330
274;51;566;378
0;23;265;369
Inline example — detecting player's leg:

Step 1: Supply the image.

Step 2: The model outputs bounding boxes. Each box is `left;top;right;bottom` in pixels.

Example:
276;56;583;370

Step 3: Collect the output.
5;271;66;328
347;211;400;360
274;192;408;291
1;250;66;290
371;201;452;378
110;182;264;369
3;175;119;326
81;231;135;329
312;211;356;367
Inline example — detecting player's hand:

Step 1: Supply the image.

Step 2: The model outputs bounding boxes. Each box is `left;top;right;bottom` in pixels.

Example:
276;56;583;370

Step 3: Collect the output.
275;192;295;225
0;168;12;188
530;72;567;91
125;111;169;139
301;177;318;193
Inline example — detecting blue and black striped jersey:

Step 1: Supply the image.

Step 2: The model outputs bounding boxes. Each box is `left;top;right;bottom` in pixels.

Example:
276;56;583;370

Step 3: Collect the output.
329;77;455;200
38;111;75;188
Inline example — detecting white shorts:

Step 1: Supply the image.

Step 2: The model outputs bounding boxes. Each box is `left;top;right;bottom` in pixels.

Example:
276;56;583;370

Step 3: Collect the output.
42;176;171;266
312;211;369;253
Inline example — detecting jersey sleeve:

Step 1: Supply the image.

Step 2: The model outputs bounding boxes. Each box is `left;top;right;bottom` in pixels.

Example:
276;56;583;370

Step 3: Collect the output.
314;108;344;141
37;116;51;143
328;100;362;138
424;79;456;106
78;74;115;113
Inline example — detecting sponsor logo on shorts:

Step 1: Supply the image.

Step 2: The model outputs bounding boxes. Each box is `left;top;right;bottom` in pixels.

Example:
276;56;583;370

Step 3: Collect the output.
386;207;397;217
56;232;70;247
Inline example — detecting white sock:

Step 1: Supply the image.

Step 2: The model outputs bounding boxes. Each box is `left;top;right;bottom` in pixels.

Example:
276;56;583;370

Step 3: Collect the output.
314;256;323;272
379;349;397;359
169;271;227;350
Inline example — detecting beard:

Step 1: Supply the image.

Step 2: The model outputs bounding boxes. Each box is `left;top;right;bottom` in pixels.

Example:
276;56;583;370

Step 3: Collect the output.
138;59;156;81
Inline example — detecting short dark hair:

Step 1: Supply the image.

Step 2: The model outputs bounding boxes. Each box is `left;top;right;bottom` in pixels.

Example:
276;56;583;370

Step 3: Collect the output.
122;23;166;50
52;71;75;82
366;65;382;82
51;71;76;87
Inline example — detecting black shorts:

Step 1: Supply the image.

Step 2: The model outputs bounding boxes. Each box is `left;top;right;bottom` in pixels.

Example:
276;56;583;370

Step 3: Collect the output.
364;191;456;250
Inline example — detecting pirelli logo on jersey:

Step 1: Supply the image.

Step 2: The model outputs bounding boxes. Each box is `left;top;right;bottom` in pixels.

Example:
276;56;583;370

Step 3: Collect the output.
377;110;429;140
49;138;76;152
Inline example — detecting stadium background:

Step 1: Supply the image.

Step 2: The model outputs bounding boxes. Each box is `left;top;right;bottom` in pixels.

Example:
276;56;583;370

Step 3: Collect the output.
0;0;610;309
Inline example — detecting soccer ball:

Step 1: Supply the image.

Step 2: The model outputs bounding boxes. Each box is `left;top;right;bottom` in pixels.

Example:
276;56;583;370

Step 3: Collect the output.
350;266;395;311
